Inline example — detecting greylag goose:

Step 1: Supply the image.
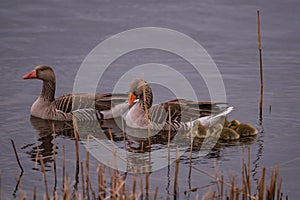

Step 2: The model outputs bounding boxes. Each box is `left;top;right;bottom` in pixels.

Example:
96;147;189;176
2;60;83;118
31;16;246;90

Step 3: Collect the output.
23;65;128;121
125;78;233;131
229;120;258;137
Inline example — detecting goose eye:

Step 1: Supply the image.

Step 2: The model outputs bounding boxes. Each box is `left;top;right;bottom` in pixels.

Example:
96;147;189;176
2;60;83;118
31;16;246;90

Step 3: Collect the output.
40;69;45;71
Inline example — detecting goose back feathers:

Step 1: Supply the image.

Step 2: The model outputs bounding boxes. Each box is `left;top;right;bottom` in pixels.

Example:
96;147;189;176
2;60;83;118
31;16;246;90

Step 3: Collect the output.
125;78;231;131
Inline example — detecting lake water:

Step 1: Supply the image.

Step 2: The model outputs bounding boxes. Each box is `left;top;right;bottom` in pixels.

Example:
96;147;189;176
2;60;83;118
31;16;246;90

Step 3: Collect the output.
1;0;300;199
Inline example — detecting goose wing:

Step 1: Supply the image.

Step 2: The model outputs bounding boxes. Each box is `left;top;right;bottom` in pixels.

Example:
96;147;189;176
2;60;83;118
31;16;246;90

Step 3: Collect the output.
149;99;226;124
54;93;128;113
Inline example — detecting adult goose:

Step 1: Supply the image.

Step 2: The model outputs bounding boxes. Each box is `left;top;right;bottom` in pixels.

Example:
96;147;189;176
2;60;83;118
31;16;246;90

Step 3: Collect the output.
125;78;233;131
23;65;129;121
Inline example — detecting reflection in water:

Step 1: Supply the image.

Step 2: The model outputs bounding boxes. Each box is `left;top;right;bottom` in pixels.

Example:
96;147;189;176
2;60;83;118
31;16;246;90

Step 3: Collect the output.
26;117;121;168
26;116;74;168
251;126;265;193
24;115;260;200
26;115;258;174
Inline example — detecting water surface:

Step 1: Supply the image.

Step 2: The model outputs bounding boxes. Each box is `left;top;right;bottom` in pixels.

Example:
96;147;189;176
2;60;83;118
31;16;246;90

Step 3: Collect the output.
1;0;300;199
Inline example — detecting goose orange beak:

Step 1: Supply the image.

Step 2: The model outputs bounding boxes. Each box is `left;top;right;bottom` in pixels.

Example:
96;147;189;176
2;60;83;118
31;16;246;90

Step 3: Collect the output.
128;93;136;106
23;69;37;79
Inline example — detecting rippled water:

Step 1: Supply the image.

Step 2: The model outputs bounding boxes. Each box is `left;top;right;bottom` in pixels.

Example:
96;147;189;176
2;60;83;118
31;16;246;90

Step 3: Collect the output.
1;0;300;199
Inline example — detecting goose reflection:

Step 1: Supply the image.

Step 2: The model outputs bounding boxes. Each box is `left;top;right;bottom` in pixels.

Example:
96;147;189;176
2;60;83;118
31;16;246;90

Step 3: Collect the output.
26;116;128;166
26;116;74;168
26;114;258;174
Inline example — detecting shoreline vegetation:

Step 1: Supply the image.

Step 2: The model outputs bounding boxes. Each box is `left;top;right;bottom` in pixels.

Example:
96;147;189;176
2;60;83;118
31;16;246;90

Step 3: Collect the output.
8;136;287;200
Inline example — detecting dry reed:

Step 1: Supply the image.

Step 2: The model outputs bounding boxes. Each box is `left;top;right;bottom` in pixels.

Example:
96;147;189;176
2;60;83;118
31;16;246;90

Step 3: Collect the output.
173;148;179;196
154;186;159;200
23;143;287;200
11;138;25;198
85;150;90;200
51;123;57;199
39;155;49;200
80;162;85;199
192;146;287;200
257;10;264;121
11;139;24;173
142;76;151;147
33;185;36;200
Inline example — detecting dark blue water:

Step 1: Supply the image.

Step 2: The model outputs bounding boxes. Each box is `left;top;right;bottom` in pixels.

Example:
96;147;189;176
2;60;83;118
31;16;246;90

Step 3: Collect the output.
1;0;300;199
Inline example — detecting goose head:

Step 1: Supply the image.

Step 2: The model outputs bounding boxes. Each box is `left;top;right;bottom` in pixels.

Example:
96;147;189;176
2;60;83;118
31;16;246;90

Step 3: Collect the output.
23;65;55;81
228;120;240;130
23;65;56;101
127;78;152;108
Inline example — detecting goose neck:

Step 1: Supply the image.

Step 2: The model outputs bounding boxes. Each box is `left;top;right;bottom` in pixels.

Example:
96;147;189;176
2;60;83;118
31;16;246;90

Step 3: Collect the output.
41;78;55;102
139;85;153;110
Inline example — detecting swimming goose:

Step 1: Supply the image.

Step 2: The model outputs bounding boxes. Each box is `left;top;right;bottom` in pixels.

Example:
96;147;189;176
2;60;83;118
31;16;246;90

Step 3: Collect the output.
23;65;128;121
229;120;258;137
125;78;233;131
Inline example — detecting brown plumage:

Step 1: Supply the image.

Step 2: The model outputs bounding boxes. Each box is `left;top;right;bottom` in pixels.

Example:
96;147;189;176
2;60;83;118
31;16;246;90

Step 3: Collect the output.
125;78;229;131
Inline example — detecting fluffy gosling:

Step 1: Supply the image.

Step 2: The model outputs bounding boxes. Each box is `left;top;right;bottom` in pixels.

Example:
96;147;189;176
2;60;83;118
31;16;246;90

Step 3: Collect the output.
229;120;258;137
211;123;240;141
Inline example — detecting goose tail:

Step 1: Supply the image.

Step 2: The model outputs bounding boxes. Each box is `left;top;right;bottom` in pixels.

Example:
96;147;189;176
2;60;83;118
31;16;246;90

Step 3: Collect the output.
187;106;234;128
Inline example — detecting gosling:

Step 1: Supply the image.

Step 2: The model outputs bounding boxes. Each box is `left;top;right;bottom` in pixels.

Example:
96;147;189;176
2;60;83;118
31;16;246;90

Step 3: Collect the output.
211;123;240;141
190;121;209;139
229;120;258;137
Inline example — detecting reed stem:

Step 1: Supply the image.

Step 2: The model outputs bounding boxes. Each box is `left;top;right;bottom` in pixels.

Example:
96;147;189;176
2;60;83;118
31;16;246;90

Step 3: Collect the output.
257;10;264;121
214;160;221;196
174;148;179;196
140;174;144;198
258;167;266;200
51;123;57;198
39;155;49;200
247;147;251;197
142;77;151;147
97;164;102;198
81;162;85;199
33;185;36;200
154;186;159;200
62;145;65;190
85;150;90;200
133;173;137;199
146;171;149;198
11;139;24;173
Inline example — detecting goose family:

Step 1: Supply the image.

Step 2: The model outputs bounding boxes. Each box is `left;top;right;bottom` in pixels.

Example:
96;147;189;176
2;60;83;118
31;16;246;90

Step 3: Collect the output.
229;120;258;137
191;117;257;141
190;121;239;141
23;65;129;121
125;78;233;131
